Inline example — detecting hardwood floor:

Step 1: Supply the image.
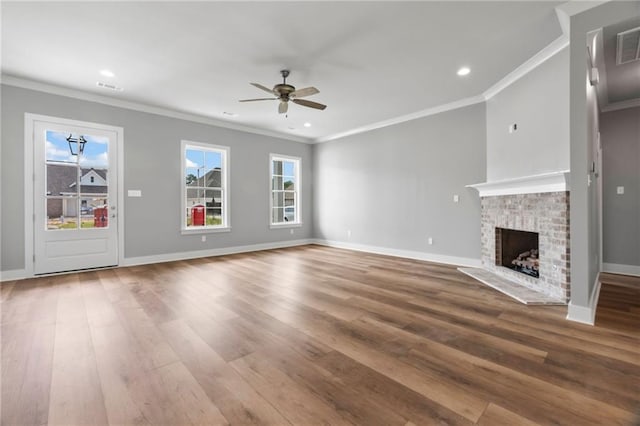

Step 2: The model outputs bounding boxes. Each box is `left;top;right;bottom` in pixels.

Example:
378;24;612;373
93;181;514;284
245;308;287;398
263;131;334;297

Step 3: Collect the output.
2;245;639;425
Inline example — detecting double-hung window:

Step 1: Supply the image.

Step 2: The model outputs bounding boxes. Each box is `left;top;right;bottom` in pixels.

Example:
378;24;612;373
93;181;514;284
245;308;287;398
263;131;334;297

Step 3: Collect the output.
270;154;301;227
181;140;229;233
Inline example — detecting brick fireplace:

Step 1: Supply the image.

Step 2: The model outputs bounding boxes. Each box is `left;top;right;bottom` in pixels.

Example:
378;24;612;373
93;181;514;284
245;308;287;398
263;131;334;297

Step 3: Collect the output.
468;172;570;303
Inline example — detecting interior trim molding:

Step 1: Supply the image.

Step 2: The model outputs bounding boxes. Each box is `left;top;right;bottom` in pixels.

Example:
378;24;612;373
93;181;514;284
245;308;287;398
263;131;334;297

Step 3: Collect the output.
0;269;27;282
602;263;640;277
466;170;570;197
3;33;569;148
482;35;569;101
121;239;315;268
2;239;314;282
1;74;311;144
315;35;569;144
566;274;601;325
314;95;486;143
313;239;482;268
601;98;640;113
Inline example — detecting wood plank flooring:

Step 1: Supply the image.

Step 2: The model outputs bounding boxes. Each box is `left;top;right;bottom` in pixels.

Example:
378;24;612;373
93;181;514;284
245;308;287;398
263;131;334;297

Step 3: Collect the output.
1;245;639;425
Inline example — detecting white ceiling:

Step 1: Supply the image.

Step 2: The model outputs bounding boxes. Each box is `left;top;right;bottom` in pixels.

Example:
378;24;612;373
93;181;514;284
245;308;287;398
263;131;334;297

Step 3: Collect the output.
1;1;565;142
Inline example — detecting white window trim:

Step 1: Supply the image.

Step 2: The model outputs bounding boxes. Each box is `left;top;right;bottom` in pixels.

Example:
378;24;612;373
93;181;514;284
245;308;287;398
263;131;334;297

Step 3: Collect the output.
181;140;231;235
269;153;302;229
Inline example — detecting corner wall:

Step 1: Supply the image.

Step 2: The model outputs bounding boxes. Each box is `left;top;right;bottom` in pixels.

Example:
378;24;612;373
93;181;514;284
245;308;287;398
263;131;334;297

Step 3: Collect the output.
313;103;486;264
569;0;640;318
486;47;570;181
601;106;640;273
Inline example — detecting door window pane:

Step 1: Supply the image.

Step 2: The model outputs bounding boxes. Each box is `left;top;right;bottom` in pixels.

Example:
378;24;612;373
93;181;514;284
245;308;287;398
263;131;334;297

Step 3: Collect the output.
45;131;109;231
45;131;77;164
47;163;77;196
78;135;109;168
47;198;78;230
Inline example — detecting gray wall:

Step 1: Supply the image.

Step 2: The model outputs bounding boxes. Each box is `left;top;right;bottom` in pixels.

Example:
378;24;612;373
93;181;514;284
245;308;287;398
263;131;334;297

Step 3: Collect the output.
313;103;486;261
486;47;570;181
1;85;313;272
569;1;640;307
601;106;640;267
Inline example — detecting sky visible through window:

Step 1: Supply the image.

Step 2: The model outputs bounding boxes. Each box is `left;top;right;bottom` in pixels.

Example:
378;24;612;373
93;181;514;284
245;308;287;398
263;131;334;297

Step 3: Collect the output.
274;160;295;176
185;148;222;180
46;130;108;168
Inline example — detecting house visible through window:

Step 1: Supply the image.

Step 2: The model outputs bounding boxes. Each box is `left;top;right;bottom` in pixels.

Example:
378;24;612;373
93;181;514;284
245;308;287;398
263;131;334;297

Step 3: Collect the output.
270;154;300;226
182;141;229;231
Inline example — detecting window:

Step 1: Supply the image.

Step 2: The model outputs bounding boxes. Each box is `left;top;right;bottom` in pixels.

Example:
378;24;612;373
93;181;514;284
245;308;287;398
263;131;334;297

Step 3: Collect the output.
270;154;301;227
181;140;229;233
44;130;109;230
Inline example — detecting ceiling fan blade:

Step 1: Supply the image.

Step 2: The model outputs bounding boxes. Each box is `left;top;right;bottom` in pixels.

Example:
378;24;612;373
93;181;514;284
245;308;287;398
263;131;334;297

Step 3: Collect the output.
239;98;277;102
292;99;327;110
278;101;288;114
250;82;275;94
291;87;319;98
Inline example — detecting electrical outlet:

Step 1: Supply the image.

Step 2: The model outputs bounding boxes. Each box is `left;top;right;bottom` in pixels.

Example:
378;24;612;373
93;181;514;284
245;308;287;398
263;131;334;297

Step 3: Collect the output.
428;237;433;245
290;229;294;235
453;194;459;203
201;235;206;242
347;230;352;239
617;186;624;195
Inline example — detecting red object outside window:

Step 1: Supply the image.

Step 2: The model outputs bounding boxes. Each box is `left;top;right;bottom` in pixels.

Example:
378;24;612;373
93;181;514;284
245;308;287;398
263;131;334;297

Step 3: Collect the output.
94;206;108;228
191;204;205;226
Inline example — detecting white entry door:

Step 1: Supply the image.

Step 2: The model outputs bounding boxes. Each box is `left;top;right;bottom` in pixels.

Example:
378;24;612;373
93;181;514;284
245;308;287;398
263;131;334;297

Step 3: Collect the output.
32;117;120;275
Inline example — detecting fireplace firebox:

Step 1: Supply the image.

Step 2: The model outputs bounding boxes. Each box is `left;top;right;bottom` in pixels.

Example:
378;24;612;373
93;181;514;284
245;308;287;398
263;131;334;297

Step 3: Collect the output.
495;228;539;278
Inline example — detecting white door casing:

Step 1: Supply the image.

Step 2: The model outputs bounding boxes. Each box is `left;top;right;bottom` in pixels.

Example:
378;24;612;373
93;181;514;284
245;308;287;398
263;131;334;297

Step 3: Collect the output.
26;114;124;275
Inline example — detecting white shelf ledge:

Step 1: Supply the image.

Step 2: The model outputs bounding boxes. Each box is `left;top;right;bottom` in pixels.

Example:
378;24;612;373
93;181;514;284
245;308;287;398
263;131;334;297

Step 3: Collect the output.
466;170;570;197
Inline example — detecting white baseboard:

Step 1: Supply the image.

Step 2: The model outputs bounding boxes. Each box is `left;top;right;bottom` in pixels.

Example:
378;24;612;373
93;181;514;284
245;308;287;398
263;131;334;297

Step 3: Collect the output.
0;269;27;282
1;239;314;281
602;263;640;277
566;274;601;325
312;239;481;268
121;238;314;267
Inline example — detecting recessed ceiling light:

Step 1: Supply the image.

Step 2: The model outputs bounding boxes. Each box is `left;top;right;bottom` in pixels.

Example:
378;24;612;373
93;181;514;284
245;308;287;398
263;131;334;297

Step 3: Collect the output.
100;69;115;78
223;112;239;117
303;122;311;128
457;67;471;76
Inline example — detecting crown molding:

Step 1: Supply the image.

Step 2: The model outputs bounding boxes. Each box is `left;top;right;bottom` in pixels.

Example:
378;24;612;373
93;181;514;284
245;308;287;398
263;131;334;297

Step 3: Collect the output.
0;74;312;144
3;32;570;146
483;35;569;101
601;97;640;112
316;35;569;144
314;95;486;143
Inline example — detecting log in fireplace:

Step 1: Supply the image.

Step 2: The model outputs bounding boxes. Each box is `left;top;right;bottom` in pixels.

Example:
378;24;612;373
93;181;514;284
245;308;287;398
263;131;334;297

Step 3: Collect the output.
495;228;539;278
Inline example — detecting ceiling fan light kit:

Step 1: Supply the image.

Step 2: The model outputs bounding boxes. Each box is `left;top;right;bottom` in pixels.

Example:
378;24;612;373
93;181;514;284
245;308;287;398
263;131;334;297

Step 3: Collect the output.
239;70;327;114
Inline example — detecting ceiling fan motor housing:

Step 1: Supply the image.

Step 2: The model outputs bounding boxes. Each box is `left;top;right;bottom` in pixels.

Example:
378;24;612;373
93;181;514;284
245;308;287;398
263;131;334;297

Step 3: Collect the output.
274;84;296;100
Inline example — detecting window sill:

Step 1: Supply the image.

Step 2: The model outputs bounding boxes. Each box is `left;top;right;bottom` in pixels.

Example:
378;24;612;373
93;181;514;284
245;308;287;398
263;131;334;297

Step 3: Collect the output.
269;222;303;230
181;226;231;235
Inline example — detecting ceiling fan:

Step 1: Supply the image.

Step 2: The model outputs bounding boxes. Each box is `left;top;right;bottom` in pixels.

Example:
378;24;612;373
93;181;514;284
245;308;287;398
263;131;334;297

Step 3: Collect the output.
239;70;327;114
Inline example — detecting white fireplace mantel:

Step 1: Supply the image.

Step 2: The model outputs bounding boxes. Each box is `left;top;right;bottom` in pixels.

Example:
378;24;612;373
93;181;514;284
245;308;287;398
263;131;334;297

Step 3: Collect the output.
467;170;570;197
